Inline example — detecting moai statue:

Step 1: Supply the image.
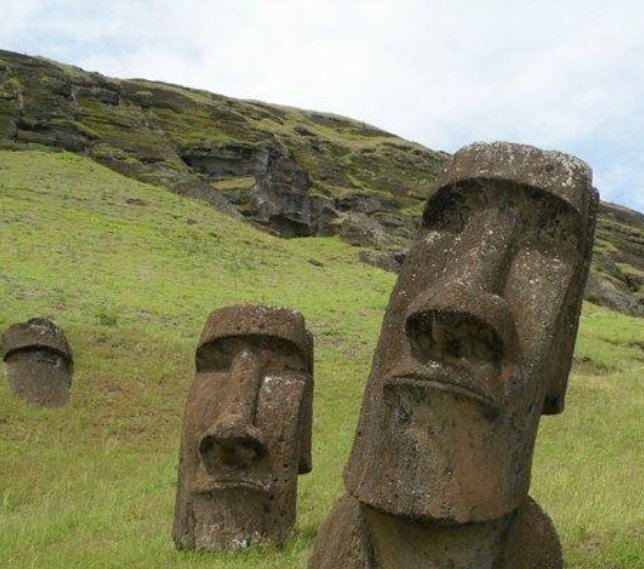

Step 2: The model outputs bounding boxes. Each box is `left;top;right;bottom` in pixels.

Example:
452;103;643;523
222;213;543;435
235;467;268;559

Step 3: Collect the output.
310;142;598;569
173;304;314;551
1;318;73;408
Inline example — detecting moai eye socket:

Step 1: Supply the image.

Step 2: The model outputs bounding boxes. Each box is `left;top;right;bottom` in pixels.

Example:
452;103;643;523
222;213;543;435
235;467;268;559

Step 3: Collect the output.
196;335;309;376
422;187;470;234
196;340;236;372
532;196;582;255
250;336;308;376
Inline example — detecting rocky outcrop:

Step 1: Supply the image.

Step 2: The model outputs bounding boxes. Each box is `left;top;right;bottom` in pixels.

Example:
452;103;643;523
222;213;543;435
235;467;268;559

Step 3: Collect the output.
585;202;644;316
179;142;327;236
180;143;268;178
0;49;443;241
253;149;315;236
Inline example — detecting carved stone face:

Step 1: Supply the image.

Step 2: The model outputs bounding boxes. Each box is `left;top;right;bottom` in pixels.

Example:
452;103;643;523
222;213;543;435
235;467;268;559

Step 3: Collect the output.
173;305;313;551
1;318;73;408
344;143;598;523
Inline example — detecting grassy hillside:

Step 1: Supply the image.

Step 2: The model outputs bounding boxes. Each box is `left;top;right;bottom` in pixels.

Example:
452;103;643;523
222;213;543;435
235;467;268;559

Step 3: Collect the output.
0;49;445;217
0;150;642;568
1;50;642;316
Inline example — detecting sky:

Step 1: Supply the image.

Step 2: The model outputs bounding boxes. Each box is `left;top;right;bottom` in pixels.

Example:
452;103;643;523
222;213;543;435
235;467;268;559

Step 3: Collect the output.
2;0;643;212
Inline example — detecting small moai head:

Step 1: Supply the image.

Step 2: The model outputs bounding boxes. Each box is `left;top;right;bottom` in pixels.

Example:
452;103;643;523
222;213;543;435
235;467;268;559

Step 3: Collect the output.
344;142;598;523
173;305;314;551
1;318;73;408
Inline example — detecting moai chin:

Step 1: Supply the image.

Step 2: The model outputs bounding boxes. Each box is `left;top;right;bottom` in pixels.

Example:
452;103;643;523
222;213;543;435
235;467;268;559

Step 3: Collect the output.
173;304;314;551
310;142;598;569
1;318;73;408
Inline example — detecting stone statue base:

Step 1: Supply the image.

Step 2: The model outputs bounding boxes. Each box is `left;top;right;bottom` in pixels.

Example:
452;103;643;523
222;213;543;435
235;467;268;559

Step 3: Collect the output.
309;494;563;569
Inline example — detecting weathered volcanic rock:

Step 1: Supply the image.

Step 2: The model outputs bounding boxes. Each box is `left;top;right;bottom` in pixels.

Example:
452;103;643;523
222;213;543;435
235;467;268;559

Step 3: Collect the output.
1;318;73;407
311;142;598;568
173;305;314;551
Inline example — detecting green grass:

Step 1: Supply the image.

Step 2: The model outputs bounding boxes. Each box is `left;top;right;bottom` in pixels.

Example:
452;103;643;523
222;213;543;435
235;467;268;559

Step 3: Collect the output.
212;175;256;191
0;150;642;568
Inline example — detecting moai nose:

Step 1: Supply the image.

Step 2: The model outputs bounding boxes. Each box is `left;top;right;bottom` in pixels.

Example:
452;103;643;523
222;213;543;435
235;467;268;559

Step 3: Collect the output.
406;309;505;370
199;347;266;471
450;205;520;296
226;347;263;424
199;422;266;470
404;282;519;406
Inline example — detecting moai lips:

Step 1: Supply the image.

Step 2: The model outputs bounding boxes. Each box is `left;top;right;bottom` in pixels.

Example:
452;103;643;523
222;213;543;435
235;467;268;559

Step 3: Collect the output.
310;142;598;569
1;318;73;408
173;305;314;551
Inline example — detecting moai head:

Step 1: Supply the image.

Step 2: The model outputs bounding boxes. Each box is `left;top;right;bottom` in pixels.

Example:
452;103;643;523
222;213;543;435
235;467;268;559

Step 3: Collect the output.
344;142;598;523
173;305;314;551
1;318;73;408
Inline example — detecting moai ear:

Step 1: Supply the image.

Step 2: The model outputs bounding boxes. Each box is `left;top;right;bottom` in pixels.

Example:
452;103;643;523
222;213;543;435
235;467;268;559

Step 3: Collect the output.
542;356;570;414
542;293;585;415
542;196;598;416
540;297;573;415
298;330;314;474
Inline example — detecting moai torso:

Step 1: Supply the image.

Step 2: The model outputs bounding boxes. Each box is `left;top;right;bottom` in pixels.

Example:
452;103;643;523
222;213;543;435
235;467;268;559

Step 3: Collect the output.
1;318;73;408
173;305;313;551
310;142;598;569
310;494;563;569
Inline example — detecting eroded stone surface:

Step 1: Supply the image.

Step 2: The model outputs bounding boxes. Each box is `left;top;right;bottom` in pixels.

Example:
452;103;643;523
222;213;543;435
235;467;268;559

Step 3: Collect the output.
1;318;73;407
173;304;314;551
310;142;598;568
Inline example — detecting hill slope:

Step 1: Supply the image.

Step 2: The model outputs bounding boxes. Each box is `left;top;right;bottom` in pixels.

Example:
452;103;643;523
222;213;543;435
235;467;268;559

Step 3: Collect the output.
0;50;642;316
0;150;642;568
0;49;444;238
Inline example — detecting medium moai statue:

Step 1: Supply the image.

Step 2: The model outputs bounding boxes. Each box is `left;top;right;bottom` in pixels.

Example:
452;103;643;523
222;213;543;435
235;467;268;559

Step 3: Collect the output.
1;318;73;407
310;142;598;569
173;304;314;551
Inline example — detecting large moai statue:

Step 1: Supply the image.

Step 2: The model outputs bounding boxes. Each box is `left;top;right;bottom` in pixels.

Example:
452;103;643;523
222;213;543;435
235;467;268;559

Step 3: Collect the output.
173;304;314;551
1;318;73;408
310;142;598;569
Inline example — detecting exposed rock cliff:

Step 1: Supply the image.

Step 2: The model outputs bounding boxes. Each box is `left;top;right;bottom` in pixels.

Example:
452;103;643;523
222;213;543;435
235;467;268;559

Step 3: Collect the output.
0;49;443;242
0;50;641;316
586;203;644;316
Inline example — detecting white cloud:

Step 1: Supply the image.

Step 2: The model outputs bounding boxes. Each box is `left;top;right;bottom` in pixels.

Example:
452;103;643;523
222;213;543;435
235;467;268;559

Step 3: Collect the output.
1;0;643;211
